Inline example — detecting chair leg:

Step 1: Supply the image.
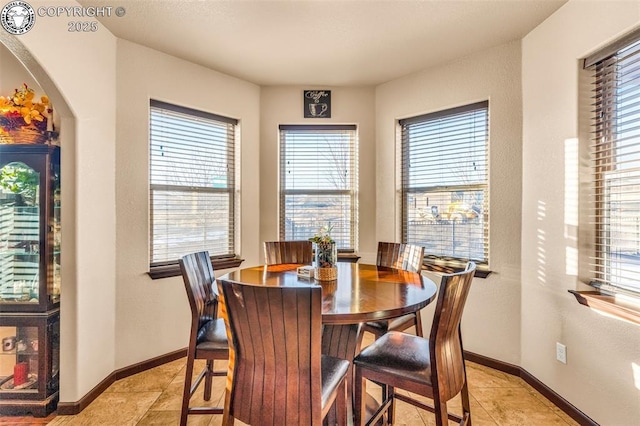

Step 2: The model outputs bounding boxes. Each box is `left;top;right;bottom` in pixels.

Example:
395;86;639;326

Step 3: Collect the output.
222;389;234;426
414;310;424;337
461;376;472;426
433;396;448;426
459;325;472;425
335;378;347;426
387;386;395;426
354;368;365;426
204;359;213;401
180;353;195;426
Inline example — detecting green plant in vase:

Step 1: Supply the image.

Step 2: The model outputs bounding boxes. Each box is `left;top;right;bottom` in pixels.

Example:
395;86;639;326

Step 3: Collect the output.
309;224;337;280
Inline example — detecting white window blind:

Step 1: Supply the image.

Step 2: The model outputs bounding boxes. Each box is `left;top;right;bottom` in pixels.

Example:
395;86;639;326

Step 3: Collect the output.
279;125;358;250
150;100;237;265
586;35;640;294
400;101;489;267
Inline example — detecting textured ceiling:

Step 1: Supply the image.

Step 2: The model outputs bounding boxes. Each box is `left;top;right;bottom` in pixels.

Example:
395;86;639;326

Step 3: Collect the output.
78;0;566;86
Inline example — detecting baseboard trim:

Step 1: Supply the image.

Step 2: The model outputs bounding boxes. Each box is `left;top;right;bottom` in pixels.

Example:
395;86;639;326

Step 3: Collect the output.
464;351;599;426
57;372;115;415
58;347;596;425
464;350;521;376
57;348;186;416
114;348;187;380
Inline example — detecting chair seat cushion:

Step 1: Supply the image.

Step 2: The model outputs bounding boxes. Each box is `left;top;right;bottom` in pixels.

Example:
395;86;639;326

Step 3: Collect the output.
195;318;228;356
354;331;432;387
321;354;350;409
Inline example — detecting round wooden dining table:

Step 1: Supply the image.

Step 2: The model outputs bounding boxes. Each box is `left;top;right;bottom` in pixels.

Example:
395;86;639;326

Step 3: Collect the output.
219;262;438;325
218;262;438;425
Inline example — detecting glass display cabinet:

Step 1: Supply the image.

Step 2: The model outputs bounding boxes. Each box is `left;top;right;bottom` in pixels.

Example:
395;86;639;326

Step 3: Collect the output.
0;144;60;416
0;144;60;312
0;311;59;416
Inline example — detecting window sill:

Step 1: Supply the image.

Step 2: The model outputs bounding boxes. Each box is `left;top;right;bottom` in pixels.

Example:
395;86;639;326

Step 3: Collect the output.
569;289;640;326
148;256;245;280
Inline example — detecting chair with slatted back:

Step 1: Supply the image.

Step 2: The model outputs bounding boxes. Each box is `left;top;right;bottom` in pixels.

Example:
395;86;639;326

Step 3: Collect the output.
354;262;477;426
218;279;350;426
179;251;229;426
263;240;313;265
362;242;426;338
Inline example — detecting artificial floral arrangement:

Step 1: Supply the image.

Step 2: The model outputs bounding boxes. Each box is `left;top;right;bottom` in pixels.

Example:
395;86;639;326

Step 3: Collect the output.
308;224;335;245
0;84;51;143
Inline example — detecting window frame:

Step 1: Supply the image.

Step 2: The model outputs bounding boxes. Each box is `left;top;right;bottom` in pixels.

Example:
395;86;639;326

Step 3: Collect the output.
399;101;490;275
571;29;640;323
584;32;640;297
278;124;358;252
147;100;242;279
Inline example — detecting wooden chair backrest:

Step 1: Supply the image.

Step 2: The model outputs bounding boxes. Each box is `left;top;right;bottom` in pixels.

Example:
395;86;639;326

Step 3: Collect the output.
376;242;424;273
264;240;313;265
219;280;323;425
429;261;476;401
179;252;219;334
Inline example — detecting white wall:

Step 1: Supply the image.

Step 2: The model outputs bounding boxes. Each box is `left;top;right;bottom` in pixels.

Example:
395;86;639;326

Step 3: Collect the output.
260;86;377;261
0;0;117;403
0;45;43;95
5;2;640;421
522;1;640;424
376;41;523;364
115;39;261;367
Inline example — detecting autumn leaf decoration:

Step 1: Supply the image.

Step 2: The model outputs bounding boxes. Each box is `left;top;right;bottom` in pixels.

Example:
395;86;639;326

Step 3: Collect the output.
0;84;50;134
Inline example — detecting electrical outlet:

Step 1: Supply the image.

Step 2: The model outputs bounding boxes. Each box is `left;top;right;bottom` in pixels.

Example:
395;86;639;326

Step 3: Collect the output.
556;342;567;364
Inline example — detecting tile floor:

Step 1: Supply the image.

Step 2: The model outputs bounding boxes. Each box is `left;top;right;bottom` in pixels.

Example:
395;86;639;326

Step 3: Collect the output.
5;334;580;426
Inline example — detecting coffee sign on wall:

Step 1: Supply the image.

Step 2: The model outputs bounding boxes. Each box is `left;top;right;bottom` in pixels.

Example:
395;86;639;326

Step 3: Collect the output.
303;90;331;118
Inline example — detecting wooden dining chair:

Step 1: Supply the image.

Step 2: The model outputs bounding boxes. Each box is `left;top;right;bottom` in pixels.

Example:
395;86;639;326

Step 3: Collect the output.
263;240;313;265
218;280;350;426
362;242;425;338
354;262;476;426
178;252;229;426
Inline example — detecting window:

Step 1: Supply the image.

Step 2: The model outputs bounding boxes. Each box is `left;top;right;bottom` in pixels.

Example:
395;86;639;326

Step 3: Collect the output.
279;125;358;250
400;101;489;269
585;33;640;295
149;100;238;274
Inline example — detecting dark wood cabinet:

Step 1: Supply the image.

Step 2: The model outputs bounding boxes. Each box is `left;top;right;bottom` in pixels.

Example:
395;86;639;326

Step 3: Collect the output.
0;310;59;416
0;144;60;416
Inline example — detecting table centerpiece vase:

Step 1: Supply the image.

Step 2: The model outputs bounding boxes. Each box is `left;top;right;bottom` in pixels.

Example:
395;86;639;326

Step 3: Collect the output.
314;242;337;281
310;225;337;281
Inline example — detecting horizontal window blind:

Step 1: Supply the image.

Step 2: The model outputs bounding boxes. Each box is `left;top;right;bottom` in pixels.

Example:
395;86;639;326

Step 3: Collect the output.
150;100;237;264
279;125;358;250
588;37;640;294
400;101;489;266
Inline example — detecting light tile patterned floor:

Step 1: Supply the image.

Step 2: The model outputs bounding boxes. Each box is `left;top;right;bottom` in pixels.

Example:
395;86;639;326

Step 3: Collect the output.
36;334;580;425
43;359;578;426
